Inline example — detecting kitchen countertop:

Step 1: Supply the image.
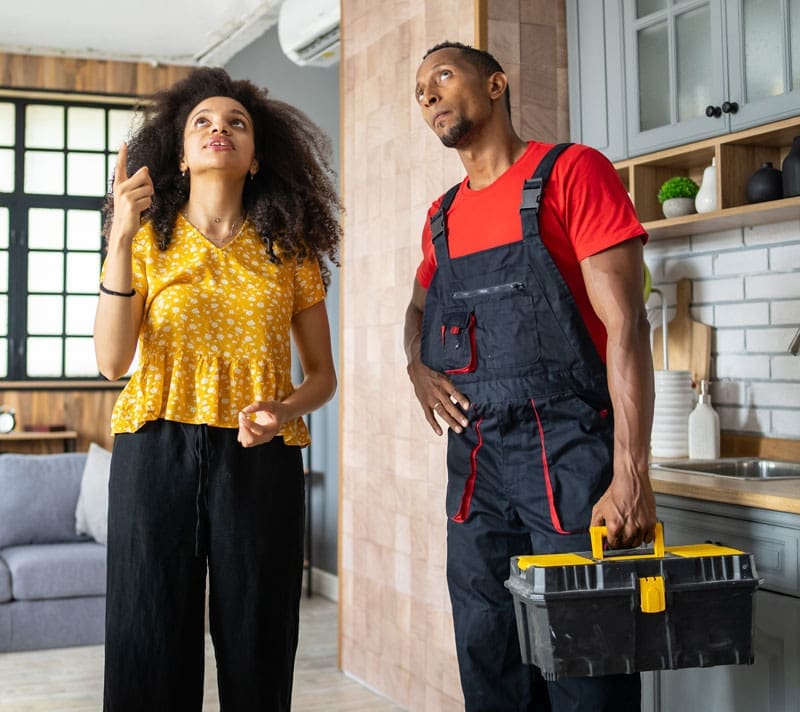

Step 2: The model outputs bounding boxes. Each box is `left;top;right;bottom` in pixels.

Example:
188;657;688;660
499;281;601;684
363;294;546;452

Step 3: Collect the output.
650;463;800;515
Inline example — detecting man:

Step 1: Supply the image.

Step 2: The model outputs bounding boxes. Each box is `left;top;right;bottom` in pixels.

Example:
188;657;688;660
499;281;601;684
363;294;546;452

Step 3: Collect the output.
404;41;657;711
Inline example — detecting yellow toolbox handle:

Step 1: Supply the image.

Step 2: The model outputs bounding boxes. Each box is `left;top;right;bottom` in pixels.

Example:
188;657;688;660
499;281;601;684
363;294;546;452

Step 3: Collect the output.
590;521;664;560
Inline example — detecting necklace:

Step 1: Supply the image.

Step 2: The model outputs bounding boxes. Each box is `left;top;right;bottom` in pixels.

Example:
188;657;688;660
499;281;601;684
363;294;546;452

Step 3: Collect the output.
182;211;245;248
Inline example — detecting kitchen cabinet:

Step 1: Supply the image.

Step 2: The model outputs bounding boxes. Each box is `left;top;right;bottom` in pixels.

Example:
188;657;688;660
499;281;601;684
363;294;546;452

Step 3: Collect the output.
626;0;800;156
566;0;627;161
642;494;800;712
615;114;800;239
567;0;800;159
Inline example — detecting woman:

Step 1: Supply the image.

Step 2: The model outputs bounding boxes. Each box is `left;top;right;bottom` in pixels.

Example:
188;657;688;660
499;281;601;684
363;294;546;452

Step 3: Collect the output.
94;67;340;711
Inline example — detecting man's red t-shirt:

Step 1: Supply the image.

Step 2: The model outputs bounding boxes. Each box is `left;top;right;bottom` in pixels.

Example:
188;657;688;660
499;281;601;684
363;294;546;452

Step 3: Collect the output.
415;141;647;361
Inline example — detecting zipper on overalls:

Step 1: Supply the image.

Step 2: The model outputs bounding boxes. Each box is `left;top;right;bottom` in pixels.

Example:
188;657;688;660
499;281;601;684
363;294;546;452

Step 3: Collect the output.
451;281;525;299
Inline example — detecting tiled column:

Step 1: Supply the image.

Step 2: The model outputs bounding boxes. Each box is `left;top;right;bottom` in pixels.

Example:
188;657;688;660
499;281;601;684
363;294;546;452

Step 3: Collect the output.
339;3;473;709
338;2;569;709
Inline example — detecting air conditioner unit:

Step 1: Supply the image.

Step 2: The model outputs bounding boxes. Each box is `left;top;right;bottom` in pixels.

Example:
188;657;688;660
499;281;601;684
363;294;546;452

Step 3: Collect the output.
277;0;340;68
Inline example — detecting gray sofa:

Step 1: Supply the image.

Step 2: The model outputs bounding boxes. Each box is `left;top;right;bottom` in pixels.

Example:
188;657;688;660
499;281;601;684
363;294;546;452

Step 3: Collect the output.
0;452;106;652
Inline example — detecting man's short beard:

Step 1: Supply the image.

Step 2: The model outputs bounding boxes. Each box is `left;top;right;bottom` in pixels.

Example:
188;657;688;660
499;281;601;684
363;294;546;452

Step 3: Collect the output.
440;118;474;148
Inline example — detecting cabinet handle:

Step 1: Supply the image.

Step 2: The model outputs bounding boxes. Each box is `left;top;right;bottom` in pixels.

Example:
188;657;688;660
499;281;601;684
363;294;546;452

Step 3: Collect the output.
705;105;722;118
722;101;739;114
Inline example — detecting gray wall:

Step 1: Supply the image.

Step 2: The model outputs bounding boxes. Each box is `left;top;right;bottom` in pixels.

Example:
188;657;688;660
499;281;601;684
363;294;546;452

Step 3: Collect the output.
226;25;341;577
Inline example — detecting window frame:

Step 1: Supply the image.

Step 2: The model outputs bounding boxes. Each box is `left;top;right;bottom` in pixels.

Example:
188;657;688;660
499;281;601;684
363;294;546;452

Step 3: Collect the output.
0;89;139;383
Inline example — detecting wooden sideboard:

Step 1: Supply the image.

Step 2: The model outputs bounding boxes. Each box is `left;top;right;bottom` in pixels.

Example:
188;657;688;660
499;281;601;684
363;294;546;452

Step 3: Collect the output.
0;431;78;453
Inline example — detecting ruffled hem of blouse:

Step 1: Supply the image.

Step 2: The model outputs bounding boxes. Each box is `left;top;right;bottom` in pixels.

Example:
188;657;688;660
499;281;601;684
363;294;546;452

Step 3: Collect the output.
110;352;310;446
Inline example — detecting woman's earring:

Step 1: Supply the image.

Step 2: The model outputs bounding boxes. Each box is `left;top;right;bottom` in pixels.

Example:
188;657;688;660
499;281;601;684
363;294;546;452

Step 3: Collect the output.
182;170;187;179
250;171;255;181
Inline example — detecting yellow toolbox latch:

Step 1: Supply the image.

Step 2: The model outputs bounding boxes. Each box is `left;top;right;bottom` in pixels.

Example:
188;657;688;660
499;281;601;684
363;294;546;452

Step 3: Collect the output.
639;576;666;613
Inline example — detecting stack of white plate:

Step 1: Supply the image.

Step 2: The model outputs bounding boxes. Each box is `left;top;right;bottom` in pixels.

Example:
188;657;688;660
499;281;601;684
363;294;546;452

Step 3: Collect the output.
651;370;694;458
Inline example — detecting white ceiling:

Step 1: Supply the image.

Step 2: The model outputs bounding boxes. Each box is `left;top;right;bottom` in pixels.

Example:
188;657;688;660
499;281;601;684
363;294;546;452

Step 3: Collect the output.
0;0;284;67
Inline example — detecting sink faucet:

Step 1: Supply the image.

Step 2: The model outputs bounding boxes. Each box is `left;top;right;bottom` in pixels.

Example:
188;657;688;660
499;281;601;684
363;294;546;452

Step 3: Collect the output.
790;327;800;356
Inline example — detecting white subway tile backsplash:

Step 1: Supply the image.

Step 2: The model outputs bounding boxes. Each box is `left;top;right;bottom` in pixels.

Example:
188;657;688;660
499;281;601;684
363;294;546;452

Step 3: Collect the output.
663;254;714;281
771;300;800;325
692;305;714;325
770;244;800;271
715;302;769;327
748;382;800;407
644;236;691;259
746;327;799;352
713;249;768;276
747;272;800;300
772;355;800;380
649;218;798;441
745;220;800;245
771;410;800;438
712;378;747;405
694;278;743;304
714;329;745;354
717;405;772;433
691;228;743;251
715;354;771;380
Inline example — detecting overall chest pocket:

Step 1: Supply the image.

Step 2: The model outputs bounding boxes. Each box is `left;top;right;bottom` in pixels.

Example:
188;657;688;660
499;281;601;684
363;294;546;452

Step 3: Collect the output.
475;294;541;370
438;310;477;374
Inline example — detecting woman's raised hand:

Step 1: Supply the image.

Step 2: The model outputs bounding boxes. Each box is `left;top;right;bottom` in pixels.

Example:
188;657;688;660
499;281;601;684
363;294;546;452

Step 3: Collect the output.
110;143;154;243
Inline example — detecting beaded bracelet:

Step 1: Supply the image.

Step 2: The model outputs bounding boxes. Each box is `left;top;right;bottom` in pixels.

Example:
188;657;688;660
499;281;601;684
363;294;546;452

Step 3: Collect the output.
99;282;136;297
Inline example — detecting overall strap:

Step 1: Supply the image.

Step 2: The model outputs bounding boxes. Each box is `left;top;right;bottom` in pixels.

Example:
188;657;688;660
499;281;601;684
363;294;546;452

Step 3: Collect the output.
429;181;461;283
520;142;573;222
518;141;607;377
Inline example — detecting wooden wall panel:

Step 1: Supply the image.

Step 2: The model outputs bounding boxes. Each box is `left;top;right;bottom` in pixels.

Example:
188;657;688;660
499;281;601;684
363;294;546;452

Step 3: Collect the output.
0;387;121;453
0;52;192;96
0;52;190;455
488;0;570;143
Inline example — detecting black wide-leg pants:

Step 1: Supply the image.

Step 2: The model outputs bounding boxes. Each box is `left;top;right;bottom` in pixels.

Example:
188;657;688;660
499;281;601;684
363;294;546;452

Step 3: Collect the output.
103;419;305;712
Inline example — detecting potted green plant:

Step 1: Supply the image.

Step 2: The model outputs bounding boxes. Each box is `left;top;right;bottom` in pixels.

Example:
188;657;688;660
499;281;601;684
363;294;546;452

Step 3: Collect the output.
657;176;700;218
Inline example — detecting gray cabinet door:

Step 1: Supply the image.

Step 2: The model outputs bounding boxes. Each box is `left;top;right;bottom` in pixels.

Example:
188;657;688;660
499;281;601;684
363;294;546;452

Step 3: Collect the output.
650;590;800;711
726;0;800;132
624;0;729;156
657;505;800;596
647;497;800;711
566;0;627;161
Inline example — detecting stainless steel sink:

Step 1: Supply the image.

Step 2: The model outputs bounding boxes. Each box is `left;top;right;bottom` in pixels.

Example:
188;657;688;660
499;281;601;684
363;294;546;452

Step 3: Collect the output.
651;457;800;480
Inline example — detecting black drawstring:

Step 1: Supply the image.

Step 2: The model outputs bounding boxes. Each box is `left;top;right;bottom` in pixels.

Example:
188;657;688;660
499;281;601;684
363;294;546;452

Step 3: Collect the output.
194;425;210;557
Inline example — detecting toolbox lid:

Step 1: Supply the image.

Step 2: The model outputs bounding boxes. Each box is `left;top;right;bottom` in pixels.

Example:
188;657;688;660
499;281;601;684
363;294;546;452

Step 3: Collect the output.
516;542;746;570
516;522;744;570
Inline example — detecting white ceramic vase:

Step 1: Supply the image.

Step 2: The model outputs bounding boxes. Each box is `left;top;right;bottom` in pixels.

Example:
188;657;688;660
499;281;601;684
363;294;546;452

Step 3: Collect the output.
695;158;717;213
662;197;696;219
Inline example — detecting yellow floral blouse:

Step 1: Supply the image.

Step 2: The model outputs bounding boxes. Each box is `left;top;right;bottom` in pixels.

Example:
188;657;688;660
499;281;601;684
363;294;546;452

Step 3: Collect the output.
109;215;326;445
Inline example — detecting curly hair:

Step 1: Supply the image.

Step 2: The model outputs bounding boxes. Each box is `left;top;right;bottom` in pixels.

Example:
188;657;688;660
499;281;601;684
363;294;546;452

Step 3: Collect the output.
103;67;341;287
423;41;511;116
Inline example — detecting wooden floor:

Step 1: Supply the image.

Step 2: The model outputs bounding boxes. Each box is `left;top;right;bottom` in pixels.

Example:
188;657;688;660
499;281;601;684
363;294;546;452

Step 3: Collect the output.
0;595;405;711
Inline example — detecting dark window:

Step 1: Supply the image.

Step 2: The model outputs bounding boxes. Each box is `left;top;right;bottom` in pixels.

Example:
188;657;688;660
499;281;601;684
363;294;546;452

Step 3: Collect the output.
0;95;140;379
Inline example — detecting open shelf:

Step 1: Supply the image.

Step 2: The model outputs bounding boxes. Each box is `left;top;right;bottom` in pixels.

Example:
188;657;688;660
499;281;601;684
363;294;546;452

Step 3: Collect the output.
616;116;800;239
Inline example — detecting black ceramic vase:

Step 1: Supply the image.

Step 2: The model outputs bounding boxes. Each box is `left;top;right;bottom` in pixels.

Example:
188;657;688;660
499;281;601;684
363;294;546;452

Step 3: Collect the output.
782;136;800;198
746;162;783;203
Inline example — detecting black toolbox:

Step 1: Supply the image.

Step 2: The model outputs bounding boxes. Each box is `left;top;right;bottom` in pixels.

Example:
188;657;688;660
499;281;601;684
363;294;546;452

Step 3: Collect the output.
504;523;761;680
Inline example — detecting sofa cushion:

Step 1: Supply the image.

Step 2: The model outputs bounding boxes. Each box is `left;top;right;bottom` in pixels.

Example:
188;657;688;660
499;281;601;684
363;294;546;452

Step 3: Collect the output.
0;453;88;549
0;556;10;603
75;442;112;545
0;542;106;600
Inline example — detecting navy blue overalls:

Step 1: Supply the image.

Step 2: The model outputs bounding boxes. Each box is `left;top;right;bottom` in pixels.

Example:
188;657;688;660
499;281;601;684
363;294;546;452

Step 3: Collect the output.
420;145;641;711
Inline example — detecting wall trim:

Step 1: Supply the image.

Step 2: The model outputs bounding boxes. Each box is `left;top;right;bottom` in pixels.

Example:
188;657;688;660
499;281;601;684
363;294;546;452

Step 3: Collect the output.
307;567;338;602
475;0;488;49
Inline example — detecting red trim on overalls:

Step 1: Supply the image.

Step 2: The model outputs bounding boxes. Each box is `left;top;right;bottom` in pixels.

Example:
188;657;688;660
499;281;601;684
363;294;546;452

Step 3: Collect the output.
445;315;477;374
530;398;573;535
451;416;483;523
